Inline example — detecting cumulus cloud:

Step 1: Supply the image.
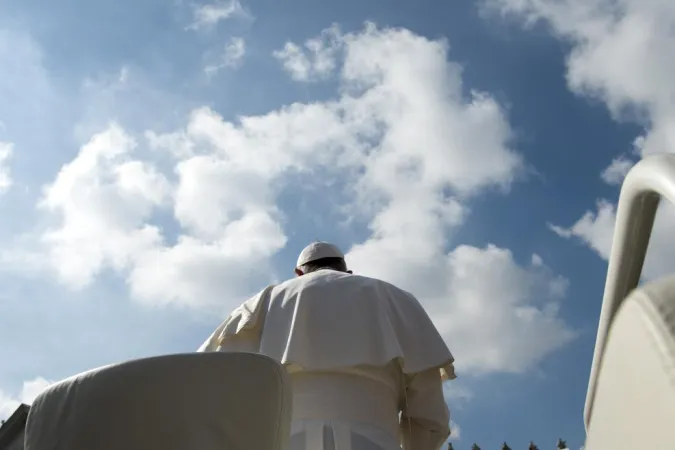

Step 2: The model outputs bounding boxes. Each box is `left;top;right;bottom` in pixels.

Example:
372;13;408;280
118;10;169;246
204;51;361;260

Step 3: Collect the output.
205;37;246;74
360;244;575;374
188;0;251;30
35;122;282;309
0;377;53;420
0;141;11;194
38;125;171;289
21;23;574;374
483;0;675;275
482;0;675;156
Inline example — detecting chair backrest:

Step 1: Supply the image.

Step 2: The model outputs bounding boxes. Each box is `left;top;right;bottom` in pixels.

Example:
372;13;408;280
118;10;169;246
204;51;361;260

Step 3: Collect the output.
24;352;292;450
584;154;675;449
585;276;675;449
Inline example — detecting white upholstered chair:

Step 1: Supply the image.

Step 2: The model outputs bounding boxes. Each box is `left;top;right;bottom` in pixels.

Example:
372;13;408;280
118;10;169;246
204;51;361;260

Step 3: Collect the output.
584;154;675;449
24;352;292;450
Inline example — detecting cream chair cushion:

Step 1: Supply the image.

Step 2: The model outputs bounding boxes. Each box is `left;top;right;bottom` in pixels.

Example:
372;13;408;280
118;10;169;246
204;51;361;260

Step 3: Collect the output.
586;275;675;449
24;352;291;450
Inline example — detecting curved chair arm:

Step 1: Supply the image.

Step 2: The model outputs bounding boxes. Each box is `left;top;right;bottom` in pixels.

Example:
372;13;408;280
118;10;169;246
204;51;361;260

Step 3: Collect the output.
584;153;675;428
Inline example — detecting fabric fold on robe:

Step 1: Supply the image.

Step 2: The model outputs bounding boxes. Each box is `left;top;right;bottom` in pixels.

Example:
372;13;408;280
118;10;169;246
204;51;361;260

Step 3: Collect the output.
198;270;455;381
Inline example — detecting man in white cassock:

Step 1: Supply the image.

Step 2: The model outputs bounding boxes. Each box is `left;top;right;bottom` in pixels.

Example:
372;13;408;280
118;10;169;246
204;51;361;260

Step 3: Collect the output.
198;242;456;450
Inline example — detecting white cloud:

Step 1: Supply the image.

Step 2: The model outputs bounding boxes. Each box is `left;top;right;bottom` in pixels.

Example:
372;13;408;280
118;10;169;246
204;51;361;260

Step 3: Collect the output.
482;0;675;158
0;377;53;420
188;0;251;30
38;125;170;289
18;23;574;374
600;155;635;186
449;421;461;439
273;24;342;82
548;200;615;261
482;0;675;274
442;421;461;447
549;199;675;281
31;121;284;309
0;141;12;194
352;243;575;374
205;37;246;74
480;0;675;159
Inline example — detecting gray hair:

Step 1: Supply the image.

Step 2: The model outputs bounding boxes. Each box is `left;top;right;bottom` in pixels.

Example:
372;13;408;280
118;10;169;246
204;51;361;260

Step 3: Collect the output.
299;257;348;274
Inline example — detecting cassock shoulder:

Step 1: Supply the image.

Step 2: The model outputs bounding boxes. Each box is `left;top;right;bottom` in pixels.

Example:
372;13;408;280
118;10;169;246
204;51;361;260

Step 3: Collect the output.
352;274;423;306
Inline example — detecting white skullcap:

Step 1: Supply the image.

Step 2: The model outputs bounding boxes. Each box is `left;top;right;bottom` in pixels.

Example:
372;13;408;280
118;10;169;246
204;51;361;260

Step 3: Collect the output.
296;242;345;268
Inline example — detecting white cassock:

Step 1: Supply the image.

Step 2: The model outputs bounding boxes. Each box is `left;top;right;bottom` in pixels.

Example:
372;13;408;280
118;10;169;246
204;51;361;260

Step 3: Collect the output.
198;269;456;450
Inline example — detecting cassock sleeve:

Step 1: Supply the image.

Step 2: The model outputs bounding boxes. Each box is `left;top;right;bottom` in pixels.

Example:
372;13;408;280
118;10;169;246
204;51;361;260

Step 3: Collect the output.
400;368;451;450
196;286;273;353
197;322;262;353
214;328;261;353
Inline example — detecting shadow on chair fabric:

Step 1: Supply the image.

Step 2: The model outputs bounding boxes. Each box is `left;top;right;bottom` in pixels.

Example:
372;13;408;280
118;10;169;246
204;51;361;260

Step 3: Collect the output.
24;352;292;450
584;276;675;449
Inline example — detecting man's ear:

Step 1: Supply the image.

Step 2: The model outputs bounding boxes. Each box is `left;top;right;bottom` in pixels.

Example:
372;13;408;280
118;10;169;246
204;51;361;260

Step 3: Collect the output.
294;268;304;277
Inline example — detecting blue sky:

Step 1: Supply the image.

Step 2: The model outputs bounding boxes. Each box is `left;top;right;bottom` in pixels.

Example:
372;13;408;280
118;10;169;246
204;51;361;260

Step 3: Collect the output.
2;0;674;449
